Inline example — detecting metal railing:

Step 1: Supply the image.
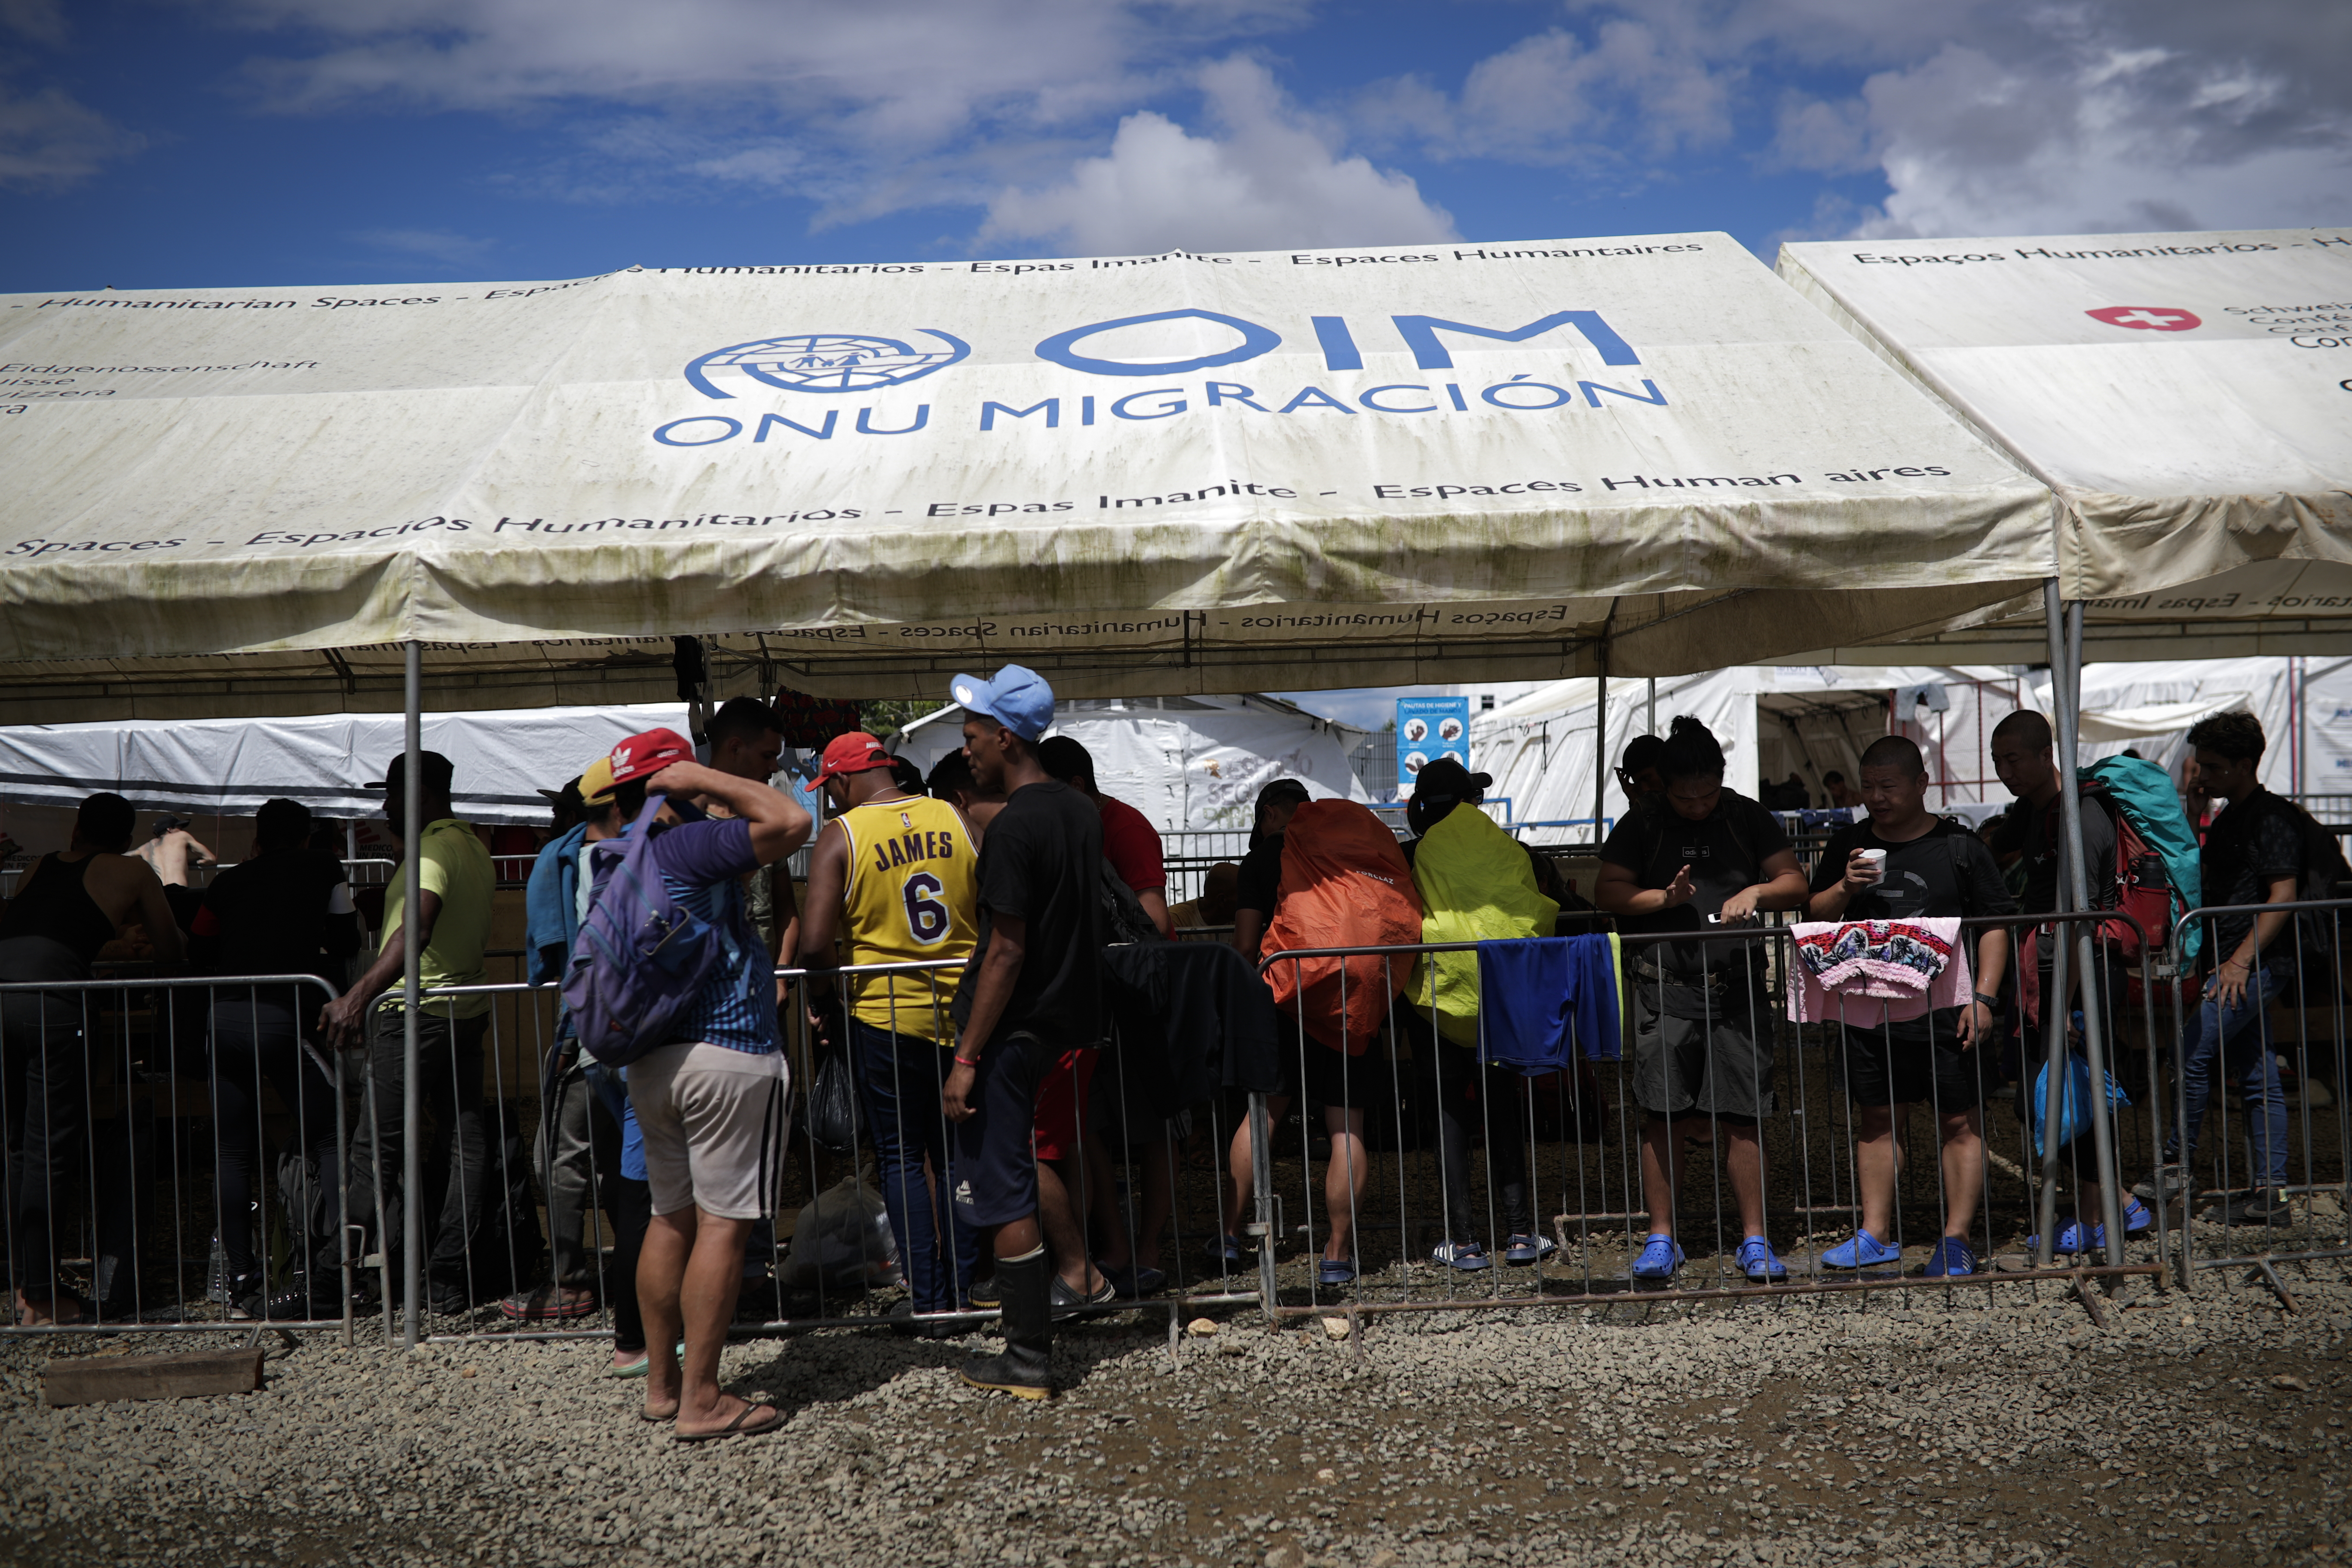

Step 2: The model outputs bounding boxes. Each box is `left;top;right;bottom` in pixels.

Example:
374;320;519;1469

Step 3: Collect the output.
0;972;372;1342
1231;912;2193;1326
2163;897;2352;1303
19;902;2340;1344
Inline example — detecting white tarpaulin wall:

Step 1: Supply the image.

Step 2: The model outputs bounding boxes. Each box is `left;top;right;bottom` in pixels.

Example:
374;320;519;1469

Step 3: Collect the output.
0;234;2055;721
0;702;688;827
2037;656;2352;798
892;695;1369;833
1777;228;2352;664
1472;665;2026;834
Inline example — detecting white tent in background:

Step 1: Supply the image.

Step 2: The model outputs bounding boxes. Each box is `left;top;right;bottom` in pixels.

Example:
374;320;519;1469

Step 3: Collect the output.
0;702;691;839
2045;656;2352;798
1472;656;2352;842
891;694;1370;833
1471;665;2030;838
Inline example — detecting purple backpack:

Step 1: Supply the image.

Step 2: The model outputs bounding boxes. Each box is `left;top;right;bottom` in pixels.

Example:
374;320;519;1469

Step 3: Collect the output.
561;796;725;1066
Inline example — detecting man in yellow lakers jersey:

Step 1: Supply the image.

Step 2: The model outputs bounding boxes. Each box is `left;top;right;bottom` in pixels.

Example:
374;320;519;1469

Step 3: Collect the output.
797;731;981;1330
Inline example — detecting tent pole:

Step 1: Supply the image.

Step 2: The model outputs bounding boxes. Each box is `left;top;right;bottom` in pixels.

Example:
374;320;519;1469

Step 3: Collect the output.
1592;665;1607;843
2034;583;2072;1265
2061;598;2126;1263
401;639;423;1350
1646;677;1656;737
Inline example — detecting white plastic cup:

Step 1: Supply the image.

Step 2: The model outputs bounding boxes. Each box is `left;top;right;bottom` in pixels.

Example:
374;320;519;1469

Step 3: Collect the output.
1856;848;1886;879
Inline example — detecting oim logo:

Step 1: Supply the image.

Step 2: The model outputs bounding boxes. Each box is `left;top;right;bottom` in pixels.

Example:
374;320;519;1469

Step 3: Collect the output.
684;331;970;398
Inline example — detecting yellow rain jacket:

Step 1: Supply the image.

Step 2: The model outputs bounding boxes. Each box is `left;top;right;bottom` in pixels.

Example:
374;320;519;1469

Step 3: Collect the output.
1410;806;1560;1046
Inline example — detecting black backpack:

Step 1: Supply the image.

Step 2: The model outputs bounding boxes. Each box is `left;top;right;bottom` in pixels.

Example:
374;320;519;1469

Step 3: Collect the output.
1098;859;1160;946
2266;794;2351;959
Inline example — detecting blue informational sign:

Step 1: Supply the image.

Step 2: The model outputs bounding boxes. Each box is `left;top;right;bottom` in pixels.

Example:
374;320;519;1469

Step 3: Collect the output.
1396;696;1473;791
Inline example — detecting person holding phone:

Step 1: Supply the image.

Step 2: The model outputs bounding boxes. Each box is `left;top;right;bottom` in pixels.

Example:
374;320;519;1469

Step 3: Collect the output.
1595;717;1807;1285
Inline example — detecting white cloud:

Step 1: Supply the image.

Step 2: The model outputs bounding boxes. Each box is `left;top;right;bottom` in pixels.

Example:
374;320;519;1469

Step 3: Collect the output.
1373;1;2352;236
211;0;1313;223
0;79;144;191
0;0;144;192
1355;18;1737;168
981;58;1453;254
350;227;499;265
0;0;68;47
1841;32;2352;236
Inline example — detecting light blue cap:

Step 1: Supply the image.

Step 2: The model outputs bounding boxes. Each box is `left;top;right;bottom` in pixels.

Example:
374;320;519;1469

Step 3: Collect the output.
951;664;1054;743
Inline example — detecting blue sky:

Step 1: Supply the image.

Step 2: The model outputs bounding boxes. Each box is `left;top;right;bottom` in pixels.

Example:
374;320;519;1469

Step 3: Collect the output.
6;0;2344;726
7;0;2345;296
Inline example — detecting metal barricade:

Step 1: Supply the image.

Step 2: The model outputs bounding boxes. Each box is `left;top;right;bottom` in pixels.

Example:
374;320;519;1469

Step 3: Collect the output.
404;956;1263;1347
1238;913;2168;1327
2165;897;2352;1305
0;973;372;1343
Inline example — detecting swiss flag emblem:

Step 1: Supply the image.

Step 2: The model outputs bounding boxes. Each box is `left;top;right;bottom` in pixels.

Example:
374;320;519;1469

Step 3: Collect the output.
2086;305;2202;332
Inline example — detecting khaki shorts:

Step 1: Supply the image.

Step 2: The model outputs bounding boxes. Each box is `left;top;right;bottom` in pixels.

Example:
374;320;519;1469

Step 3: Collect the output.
630;1043;790;1221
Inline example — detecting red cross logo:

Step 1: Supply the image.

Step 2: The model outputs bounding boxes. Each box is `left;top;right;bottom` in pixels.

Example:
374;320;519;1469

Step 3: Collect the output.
2086;306;2202;332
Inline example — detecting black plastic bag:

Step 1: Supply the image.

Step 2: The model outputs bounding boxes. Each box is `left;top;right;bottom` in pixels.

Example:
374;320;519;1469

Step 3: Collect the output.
805;1047;861;1158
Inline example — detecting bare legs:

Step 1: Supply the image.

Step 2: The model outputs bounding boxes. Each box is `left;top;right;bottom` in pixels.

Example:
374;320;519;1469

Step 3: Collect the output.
1855;1103;1984;1241
1640;1114;1767;1240
1222;1096;1368;1263
640;1207;772;1438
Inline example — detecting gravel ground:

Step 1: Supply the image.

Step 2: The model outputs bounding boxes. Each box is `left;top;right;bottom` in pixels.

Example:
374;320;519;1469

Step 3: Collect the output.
3;1264;2346;1568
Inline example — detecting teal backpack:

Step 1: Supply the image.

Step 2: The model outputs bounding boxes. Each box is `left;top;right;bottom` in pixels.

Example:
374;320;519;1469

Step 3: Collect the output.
2079;755;2204;963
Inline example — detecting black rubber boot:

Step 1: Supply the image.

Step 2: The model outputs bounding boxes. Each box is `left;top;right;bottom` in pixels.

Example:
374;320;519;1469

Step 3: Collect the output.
959;1246;1054;1400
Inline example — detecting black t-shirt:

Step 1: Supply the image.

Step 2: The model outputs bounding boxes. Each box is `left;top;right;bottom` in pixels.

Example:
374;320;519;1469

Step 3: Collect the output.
197;849;357;989
1235;833;1285;920
952;780;1104;1044
1599;791;1790;973
2199;789;2305;974
1810;817;2018;924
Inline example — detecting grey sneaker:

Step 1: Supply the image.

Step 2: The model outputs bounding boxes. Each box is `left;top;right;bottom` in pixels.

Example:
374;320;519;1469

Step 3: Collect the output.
2132;1163;2188;1206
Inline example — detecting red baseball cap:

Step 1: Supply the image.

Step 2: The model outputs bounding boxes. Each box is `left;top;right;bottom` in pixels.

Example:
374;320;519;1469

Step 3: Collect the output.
606;726;695;787
811;731;895;784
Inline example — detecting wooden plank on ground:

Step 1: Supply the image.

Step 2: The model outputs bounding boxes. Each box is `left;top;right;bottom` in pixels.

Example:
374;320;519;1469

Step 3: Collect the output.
42;1347;263;1406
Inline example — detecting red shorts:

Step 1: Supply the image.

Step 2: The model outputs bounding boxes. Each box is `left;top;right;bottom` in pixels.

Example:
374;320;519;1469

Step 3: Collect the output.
1031;1047;1098;1162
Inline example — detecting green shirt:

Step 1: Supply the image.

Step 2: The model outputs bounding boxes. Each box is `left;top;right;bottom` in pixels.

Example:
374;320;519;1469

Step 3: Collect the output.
380;818;493;1018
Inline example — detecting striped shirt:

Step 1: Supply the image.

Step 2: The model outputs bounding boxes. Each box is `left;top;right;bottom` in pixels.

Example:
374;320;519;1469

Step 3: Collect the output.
609;816;777;1057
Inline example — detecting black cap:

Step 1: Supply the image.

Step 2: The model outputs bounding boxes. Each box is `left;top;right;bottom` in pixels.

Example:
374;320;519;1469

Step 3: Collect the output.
363;750;456;792
1412;756;1490;800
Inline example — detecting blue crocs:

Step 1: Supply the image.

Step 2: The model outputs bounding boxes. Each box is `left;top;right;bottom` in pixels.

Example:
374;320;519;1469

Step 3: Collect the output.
1631;1234;1684;1282
1821;1230;1902;1270
1736;1235;1788;1282
1921;1237;1978;1278
2033;1198;2155;1255
2027;1219;2104;1255
1317;1257;1358;1287
1204;1233;1245;1265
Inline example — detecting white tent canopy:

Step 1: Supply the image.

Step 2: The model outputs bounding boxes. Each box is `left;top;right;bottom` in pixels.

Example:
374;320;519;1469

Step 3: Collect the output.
0;702;689;828
0;234;2054;720
1777;228;2352;664
892;694;1370;833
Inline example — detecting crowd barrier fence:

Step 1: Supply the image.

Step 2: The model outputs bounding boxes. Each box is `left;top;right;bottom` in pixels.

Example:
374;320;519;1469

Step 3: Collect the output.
0;973;374;1342
2165;897;2352;1305
9;903;2343;1344
1238;911;2240;1326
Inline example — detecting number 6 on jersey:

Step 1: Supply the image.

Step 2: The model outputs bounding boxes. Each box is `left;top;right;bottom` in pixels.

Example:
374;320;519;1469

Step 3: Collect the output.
903;870;952;945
